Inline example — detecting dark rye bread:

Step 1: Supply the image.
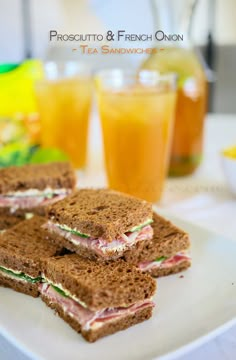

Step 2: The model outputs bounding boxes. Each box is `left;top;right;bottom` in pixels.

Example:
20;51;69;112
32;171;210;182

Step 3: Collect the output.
0;216;63;278
1;206;46;217
47;189;152;241
0;273;39;297
0;207;45;230
122;212;190;264
83;306;152;342
41;293;153;342
43;254;156;311
0;162;76;193
148;260;191;278
0;208;23;231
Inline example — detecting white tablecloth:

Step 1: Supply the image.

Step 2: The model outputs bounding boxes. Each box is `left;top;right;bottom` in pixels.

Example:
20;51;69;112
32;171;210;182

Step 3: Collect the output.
1;114;236;360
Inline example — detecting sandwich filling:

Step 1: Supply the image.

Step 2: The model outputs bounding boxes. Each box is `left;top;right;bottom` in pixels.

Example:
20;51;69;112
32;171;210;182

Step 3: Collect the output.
40;281;154;331
44;219;153;258
0;265;41;283
0;188;71;212
138;251;191;272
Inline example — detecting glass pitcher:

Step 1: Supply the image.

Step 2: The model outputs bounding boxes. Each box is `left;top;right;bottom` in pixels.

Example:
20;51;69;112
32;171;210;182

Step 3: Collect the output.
142;0;208;176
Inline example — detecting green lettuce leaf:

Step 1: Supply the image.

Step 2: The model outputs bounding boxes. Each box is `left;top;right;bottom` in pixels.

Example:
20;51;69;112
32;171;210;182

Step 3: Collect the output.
57;224;90;238
156;256;167;262
51;284;68;297
130;219;153;233
0;266;41;283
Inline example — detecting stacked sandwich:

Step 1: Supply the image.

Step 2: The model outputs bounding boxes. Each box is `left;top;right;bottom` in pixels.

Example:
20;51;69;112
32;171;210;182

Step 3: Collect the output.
0;215;156;342
0;162;76;231
40;189;191;340
0;166;191;342
42;188;158;341
45;189;191;276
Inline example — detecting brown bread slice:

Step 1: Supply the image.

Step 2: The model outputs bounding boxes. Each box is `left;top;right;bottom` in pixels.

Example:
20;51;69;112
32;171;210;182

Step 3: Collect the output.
0;162;76;193
122;212;190;264
47;189;152;241
83;306;152;342
41;292;153;342
42;254;156;311
1;206;47;218
148;260;191;278
0;208;23;231
0;216;64;297
0;273;39;297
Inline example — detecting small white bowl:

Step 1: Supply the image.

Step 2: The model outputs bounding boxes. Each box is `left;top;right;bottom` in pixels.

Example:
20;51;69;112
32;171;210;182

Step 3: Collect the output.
222;147;236;196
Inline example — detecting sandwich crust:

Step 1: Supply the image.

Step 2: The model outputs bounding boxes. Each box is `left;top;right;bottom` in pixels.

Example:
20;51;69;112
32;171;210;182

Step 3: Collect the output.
0;273;39;297
47;189;152;241
43;254;156;311
0;162;76;193
0;216;63;278
122;212;190;264
41;293;153;342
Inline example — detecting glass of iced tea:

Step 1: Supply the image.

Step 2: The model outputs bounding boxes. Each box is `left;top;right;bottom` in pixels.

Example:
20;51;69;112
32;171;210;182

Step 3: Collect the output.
35;62;93;169
96;70;176;202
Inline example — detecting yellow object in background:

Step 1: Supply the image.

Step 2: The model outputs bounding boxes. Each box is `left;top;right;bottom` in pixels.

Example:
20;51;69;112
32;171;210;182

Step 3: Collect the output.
223;146;236;159
0;60;43;117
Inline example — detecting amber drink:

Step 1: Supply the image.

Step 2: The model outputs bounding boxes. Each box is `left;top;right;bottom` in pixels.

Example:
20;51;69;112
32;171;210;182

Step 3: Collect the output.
35;62;93;169
96;70;176;202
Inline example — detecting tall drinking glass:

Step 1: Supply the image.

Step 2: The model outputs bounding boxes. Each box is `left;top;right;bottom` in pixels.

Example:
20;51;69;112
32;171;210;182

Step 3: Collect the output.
35;62;93;169
96;70;176;202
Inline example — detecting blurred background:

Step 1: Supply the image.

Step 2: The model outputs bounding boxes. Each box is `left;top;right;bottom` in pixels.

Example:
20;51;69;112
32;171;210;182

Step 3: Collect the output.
0;0;235;202
0;0;236;113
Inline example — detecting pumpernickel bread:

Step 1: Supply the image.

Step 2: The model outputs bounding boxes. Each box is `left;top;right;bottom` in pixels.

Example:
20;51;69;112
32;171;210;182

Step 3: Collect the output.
47;188;152;241
0;273;39;297
41;292;153;342
0;216;64;296
0;208;23;231
148;259;191;278
42;254;156;310
0;162;76;193
122;212;190;264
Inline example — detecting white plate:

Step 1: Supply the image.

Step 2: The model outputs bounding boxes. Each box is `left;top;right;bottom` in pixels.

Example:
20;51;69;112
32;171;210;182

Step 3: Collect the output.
1;215;236;360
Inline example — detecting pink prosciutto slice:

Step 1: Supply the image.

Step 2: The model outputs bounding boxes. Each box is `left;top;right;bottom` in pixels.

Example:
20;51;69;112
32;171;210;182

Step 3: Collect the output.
0;191;70;212
44;221;153;258
39;282;154;331
138;251;191;272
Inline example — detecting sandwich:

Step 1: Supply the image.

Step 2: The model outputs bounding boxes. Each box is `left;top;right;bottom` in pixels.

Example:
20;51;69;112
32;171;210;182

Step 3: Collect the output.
44;189;153;261
123;212;191;277
40;254;156;342
0;162;76;216
0;216;63;297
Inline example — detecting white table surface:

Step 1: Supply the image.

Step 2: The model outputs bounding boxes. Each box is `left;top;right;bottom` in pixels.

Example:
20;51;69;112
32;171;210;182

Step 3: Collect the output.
1;113;236;360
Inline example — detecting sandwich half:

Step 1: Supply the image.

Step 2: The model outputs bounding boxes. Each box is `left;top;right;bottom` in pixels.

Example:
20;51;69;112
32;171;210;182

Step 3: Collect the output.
40;254;156;342
44;189;153;261
0;162;76;216
123;212;191;277
0;216;63;297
